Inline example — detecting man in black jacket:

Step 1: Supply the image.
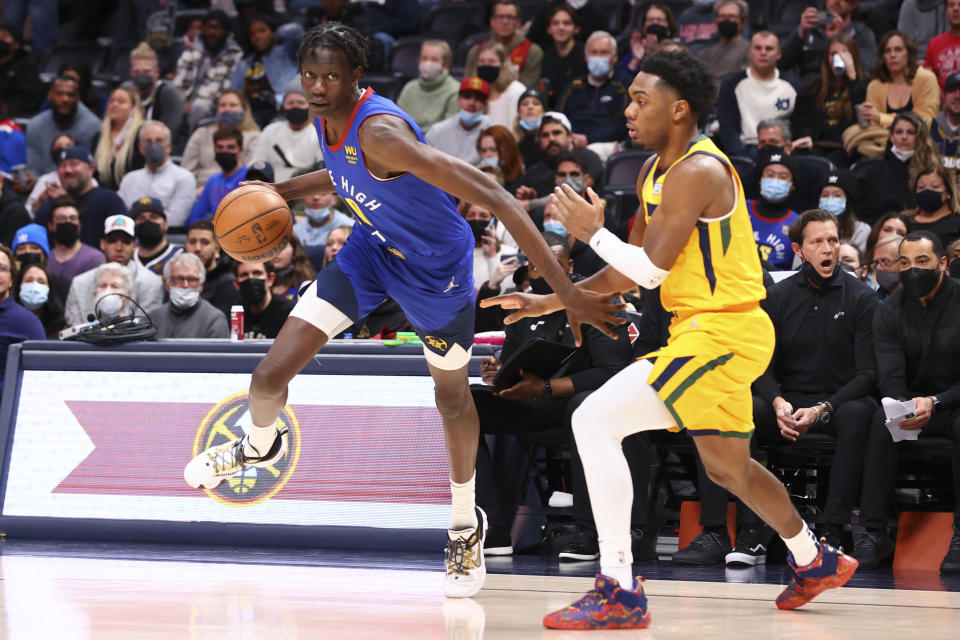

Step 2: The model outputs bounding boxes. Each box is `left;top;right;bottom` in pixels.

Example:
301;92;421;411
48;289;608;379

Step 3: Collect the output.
472;232;634;555
853;230;960;573
185;219;240;318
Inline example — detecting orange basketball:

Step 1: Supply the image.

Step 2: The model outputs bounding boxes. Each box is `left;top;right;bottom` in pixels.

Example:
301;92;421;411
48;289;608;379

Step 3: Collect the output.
214;184;294;263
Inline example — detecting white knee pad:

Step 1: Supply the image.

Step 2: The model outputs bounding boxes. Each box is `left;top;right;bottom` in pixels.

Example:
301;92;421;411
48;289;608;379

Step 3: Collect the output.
288;280;354;338
423;343;472;371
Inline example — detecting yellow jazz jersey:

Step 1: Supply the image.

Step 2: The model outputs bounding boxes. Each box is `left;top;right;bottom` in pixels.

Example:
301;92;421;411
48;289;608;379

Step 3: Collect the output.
640;135;766;319
639;136;773;437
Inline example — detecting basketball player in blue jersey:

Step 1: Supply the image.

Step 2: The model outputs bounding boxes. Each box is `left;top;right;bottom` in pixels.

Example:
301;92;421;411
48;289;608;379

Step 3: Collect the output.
183;23;622;598
484;51;859;629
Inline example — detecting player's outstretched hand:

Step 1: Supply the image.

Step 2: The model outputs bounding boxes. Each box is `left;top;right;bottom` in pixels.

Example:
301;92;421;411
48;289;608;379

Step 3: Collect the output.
562;287;627;346
549;184;605;244
479;291;564;325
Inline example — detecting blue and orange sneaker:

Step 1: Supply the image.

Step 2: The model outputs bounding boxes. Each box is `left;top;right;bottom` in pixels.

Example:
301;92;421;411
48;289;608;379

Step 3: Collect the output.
542;574;651;630
776;538;858;610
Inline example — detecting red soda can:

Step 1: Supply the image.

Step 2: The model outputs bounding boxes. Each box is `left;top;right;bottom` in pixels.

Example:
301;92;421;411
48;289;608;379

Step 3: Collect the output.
230;305;244;341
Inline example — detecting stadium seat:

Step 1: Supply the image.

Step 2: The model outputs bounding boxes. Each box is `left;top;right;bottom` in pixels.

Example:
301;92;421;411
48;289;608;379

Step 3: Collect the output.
593;0;624;34
39;43;106;83
361;73;405;102
424;2;487;44
389;36;427;80
729;154;755;183
745;0;770;30
792;154;835;211
518;0;540;24
771;0;808;38
174;9;207;38
455;31;490;67
96;46;133;85
604;149;655;189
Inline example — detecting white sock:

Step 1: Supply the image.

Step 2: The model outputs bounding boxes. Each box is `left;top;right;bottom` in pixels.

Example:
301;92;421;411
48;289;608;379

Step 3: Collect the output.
782;521;820;566
450;473;478;531
244;418;279;457
600;542;635;589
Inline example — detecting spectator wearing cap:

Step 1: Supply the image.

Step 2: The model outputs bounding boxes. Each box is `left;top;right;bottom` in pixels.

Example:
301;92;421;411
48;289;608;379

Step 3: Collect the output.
0;169;29;247
0;245;45;391
33;147;128;246
464;0;543;90
924;0;960;90
23;134;93;215
931;71;960;170
695;1;751;85
396;40;460;133
250;87;324;183
63;214;164;326
131;197;182;278
819;170;871;251
173;10;245;132
118;121;197;228
45;197;105;281
24;76;100;176
516;112;604;199
537;4;587;106
10;222;70;306
245;160;274;184
230;13;298;129
513;88;546;167
148;251;229;339
717;30;800;159
555;30;631;147
0;24;44;118
185;127;248;227
747;148;800;270
425;78;494;166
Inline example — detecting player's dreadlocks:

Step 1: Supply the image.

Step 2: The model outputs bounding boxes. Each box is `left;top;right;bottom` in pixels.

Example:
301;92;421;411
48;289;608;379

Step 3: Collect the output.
296;22;368;72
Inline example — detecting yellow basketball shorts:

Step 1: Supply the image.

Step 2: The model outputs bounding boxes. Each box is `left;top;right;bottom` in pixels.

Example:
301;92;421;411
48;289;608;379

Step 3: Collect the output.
640;306;774;438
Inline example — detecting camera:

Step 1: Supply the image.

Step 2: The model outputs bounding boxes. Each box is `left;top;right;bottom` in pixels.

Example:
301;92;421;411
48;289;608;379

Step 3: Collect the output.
817;10;836;27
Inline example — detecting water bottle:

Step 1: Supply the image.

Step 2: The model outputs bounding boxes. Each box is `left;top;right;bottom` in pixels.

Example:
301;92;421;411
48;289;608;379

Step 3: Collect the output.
832;53;845;76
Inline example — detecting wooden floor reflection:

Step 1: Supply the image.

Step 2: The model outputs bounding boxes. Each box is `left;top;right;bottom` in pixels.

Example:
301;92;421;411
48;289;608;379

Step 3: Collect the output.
1;554;958;639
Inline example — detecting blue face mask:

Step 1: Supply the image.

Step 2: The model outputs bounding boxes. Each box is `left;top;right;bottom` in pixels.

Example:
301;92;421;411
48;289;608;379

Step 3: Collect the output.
459;109;484;127
305;206;332;223
587;56;611;78
216;110;245;127
819;196;847;216
479;155;499;166
519;117;541;132
19;282;49;310
543;219;568;237
760;178;791;202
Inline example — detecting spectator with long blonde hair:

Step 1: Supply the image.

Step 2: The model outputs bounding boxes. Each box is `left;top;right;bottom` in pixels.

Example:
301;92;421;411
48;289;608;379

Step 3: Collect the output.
92;86;144;190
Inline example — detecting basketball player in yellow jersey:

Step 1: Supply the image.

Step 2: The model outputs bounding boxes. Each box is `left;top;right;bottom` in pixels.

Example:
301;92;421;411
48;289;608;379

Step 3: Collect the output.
483;51;858;630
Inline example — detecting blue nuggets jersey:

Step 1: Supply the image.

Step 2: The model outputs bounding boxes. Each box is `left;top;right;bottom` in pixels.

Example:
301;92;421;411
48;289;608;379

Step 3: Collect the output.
315;87;474;260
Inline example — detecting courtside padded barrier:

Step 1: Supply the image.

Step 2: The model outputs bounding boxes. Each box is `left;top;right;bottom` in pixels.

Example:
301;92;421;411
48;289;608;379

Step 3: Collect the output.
678;501;737;550
893;512;955;572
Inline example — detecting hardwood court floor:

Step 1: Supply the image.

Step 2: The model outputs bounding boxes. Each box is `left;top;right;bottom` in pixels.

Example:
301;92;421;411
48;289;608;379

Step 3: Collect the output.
0;547;958;639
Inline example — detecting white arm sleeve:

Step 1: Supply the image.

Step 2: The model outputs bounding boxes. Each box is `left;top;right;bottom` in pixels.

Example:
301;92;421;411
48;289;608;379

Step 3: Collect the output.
589;227;670;290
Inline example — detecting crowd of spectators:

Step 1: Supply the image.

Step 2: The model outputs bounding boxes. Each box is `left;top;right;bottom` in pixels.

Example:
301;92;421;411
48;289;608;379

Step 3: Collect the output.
0;0;958;573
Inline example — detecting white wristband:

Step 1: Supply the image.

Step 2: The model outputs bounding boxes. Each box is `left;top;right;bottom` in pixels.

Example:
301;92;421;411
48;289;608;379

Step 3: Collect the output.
588;227;669;290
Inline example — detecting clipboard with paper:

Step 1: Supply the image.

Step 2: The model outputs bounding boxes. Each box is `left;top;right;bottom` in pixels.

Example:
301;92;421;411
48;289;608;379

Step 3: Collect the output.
492;338;580;392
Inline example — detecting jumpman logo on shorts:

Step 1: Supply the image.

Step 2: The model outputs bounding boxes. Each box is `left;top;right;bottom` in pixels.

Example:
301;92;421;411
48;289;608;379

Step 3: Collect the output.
443;277;459;293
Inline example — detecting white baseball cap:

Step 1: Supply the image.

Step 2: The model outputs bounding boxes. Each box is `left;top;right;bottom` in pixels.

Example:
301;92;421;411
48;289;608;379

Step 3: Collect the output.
103;214;136;238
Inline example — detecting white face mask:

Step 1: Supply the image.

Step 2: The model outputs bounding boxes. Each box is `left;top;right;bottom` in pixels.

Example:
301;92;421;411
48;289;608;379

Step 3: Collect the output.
419;60;444;82
891;146;915;162
95;290;125;316
305;206;332;223
169;286;200;309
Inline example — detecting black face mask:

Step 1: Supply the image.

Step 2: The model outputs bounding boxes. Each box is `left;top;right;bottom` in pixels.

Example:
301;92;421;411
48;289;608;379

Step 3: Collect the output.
238;277;267;307
717;19;739;39
468;219;488;244
215;151;239;173
131;73;154;92
645;23;669;41
950;257;960;278
54;222;79;246
284;107;309;126
900;266;942;298
915;189;945;213
17;252;43;268
529;276;553;295
476;65;500;84
0;41;11;57
135;220;165;248
800;259;838;289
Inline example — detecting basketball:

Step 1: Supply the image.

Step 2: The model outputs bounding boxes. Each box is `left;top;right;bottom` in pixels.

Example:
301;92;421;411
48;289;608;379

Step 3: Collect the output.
213;184;294;263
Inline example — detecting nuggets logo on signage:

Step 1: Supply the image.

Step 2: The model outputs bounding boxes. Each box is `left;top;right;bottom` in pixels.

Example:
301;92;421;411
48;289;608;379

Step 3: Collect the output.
193;392;301;507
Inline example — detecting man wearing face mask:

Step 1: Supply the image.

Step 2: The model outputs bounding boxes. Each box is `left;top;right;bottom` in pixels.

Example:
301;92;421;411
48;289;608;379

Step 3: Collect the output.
233;259;293;339
747;149;800;270
425;78;493;166
186;127;248;227
24;76;100;176
948;237;960;277
251;87;325;183
45;197;105;281
186;219;241;318
173;10;244;132
397;40;460;133
118;121;197;229
292;191;353;257
129;43;184;143
555;31;630;146
63;215;164;326
10;223;70;308
870;232;905;298
781;1;876;82
148;252;229;339
855;231;960;573
464;0;543;89
131;197;182;278
0;246;44;393
517;112;605;199
750;210;878;553
695;1;751;84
